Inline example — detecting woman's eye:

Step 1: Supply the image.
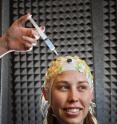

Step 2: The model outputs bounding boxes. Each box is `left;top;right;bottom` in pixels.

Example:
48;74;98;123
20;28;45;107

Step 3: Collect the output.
58;85;69;91
78;85;88;91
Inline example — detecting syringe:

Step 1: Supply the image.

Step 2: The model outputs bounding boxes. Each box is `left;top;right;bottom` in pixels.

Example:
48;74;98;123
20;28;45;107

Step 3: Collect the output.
28;15;58;55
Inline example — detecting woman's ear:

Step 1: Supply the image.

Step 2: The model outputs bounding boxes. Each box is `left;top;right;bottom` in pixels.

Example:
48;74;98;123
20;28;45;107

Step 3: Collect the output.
42;87;48;100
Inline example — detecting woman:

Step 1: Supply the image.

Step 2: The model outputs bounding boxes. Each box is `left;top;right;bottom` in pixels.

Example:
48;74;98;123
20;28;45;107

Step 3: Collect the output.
42;56;98;124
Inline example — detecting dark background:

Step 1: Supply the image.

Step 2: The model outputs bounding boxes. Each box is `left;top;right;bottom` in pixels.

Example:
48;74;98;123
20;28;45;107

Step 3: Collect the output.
0;0;117;124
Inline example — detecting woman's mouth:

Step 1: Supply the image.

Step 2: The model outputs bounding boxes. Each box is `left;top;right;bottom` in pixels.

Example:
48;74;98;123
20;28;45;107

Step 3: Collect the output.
63;107;82;117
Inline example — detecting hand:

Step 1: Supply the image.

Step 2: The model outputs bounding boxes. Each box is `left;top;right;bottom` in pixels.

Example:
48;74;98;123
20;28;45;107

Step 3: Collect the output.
3;14;45;52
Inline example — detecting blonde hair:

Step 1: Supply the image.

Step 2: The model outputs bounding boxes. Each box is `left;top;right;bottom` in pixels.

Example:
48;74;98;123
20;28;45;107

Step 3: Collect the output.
84;111;98;124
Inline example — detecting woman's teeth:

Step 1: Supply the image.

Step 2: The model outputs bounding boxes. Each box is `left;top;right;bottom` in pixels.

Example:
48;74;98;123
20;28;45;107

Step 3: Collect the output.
65;108;80;112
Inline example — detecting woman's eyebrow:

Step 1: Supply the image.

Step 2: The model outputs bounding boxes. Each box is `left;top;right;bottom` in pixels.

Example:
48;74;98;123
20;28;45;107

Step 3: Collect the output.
55;80;68;84
78;81;88;84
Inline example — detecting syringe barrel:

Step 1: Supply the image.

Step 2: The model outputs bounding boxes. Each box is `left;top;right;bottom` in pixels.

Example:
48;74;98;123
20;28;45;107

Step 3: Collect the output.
44;38;55;51
28;15;58;55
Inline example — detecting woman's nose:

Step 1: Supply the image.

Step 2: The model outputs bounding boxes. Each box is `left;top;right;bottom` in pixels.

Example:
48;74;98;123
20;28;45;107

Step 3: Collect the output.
68;89;79;103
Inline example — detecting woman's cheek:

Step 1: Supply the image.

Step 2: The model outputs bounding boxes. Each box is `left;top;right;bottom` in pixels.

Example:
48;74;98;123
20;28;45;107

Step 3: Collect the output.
81;93;92;107
51;90;66;107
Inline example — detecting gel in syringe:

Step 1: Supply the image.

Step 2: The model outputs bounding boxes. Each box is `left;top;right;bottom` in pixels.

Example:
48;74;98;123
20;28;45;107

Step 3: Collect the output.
28;15;58;55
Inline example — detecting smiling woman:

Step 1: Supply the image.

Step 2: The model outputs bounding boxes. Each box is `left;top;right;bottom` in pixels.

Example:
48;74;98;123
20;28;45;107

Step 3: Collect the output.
42;56;98;124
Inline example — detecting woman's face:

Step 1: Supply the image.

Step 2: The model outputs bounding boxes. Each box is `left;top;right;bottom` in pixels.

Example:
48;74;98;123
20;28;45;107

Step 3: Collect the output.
51;70;93;124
